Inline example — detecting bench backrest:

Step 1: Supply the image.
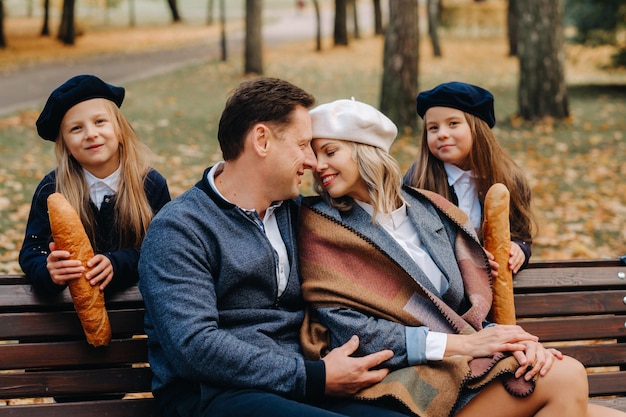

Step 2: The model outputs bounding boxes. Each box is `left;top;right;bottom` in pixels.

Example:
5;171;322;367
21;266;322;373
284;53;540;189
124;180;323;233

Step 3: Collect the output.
0;275;157;417
0;258;624;414
514;259;626;406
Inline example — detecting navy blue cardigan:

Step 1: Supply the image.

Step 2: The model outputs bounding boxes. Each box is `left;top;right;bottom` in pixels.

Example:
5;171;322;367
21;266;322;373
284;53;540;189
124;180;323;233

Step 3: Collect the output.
19;169;171;294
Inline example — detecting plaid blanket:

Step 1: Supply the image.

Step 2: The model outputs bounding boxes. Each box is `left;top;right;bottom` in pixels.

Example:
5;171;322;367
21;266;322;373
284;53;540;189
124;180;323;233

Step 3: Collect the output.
299;188;534;417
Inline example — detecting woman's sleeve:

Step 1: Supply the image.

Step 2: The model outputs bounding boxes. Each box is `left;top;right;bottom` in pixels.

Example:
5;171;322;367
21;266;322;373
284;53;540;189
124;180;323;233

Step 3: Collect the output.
316;307;432;369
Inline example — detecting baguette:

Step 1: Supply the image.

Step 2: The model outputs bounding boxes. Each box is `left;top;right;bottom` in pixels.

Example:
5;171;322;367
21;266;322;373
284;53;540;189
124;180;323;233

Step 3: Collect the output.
47;192;112;346
483;183;516;325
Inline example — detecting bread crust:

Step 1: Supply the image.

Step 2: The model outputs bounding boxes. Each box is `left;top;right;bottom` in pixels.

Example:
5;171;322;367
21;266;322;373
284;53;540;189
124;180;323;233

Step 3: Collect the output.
47;192;112;346
483;183;516;325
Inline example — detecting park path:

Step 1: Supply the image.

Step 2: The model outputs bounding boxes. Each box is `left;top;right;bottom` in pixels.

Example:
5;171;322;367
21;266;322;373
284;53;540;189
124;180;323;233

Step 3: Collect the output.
0;4;359;117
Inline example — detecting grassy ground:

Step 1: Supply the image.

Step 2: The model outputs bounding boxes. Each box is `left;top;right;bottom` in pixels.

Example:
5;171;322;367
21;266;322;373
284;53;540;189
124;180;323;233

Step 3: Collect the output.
0;4;625;274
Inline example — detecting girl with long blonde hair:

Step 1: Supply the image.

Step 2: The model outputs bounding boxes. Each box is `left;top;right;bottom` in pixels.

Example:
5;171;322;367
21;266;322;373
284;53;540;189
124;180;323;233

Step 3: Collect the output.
20;75;170;294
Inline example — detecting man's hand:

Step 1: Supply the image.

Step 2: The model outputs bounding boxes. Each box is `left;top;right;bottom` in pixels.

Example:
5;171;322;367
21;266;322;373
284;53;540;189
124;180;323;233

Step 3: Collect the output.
322;335;393;397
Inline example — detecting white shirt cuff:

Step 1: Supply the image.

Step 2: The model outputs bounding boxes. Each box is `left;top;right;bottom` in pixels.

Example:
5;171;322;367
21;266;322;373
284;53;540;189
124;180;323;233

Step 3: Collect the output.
425;331;447;361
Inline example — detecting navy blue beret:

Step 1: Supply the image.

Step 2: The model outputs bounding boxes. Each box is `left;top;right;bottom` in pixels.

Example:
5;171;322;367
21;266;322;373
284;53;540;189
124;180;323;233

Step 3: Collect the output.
36;74;125;141
416;81;495;128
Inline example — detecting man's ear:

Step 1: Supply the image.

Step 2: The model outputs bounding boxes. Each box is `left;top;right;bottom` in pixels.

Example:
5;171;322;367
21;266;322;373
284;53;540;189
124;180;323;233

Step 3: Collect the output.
252;124;270;156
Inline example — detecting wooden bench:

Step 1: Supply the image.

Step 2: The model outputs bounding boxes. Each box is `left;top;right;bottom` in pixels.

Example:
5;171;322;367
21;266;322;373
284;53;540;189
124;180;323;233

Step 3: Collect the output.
0;257;624;415
0;275;157;417
514;258;626;411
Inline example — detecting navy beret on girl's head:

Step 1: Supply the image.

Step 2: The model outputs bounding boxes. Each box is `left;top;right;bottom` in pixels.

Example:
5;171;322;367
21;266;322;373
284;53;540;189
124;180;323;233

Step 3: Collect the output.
416;81;496;128
36;74;125;141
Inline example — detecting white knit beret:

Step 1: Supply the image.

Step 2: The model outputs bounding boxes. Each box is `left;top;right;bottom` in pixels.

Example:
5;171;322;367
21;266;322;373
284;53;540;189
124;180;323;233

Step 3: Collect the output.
309;98;398;152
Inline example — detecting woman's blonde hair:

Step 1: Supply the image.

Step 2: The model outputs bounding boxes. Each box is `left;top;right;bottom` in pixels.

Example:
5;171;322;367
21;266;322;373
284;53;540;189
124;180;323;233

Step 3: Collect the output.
315;142;405;221
407;112;535;243
54;100;154;249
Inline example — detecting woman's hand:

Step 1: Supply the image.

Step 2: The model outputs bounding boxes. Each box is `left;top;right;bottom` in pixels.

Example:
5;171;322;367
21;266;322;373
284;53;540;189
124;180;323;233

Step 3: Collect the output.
86;254;114;290
46;242;84;285
512;340;563;380
446;325;538;358
509;242;526;274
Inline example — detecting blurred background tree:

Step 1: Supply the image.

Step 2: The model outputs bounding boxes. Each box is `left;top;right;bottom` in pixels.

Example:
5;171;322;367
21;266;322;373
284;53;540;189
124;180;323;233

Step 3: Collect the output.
517;0;569;122
564;0;626;67
0;0;5;48
380;0;419;131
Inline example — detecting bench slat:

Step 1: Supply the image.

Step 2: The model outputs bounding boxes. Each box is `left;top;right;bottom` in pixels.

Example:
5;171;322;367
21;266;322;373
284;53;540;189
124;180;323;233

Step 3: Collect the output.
517;315;626;342
0;367;152;398
0;339;148;370
590;397;626;412
553;343;626;368
514;265;626;290
588;371;626;396
0;398;158;417
0;283;145;312
515;290;626;317
0;309;145;340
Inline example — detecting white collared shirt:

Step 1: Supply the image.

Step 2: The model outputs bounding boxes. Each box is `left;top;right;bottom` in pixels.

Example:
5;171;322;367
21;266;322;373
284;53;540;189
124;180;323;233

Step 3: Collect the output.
444;162;481;231
355;200;448;361
355;200;448;294
208;163;290;296
83;166;120;209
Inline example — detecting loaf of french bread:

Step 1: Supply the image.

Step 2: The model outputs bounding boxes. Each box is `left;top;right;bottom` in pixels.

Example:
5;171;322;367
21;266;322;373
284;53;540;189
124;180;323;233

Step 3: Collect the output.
483;183;516;325
47;192;112;346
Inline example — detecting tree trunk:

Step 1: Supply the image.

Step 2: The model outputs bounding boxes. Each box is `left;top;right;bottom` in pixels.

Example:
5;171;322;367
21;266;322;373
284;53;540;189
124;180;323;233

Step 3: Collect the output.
350;0;360;39
207;0;214;25
313;0;322;51
380;0;419;132
373;0;383;35
507;0;518;56
129;0;136;27
57;0;76;45
0;0;6;49
517;0;568;121
244;0;263;75
220;0;227;61
427;0;441;57
334;0;348;46
166;0;182;23
41;0;50;36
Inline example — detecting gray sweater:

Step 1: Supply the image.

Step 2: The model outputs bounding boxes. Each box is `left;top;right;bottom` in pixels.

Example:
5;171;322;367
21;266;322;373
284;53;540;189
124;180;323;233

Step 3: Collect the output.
138;168;323;404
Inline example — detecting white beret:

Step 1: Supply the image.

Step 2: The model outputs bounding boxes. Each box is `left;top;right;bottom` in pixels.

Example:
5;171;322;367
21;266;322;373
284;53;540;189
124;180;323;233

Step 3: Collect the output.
309;98;398;152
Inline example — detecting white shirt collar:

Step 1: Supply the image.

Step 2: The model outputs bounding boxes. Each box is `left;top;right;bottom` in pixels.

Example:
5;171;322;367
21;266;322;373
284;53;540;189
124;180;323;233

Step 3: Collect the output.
444;162;473;186
355;199;408;230
83;166;120;209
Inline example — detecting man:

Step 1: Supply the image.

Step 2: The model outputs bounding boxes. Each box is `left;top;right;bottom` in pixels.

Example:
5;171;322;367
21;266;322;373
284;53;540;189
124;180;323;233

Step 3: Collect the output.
138;77;405;417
